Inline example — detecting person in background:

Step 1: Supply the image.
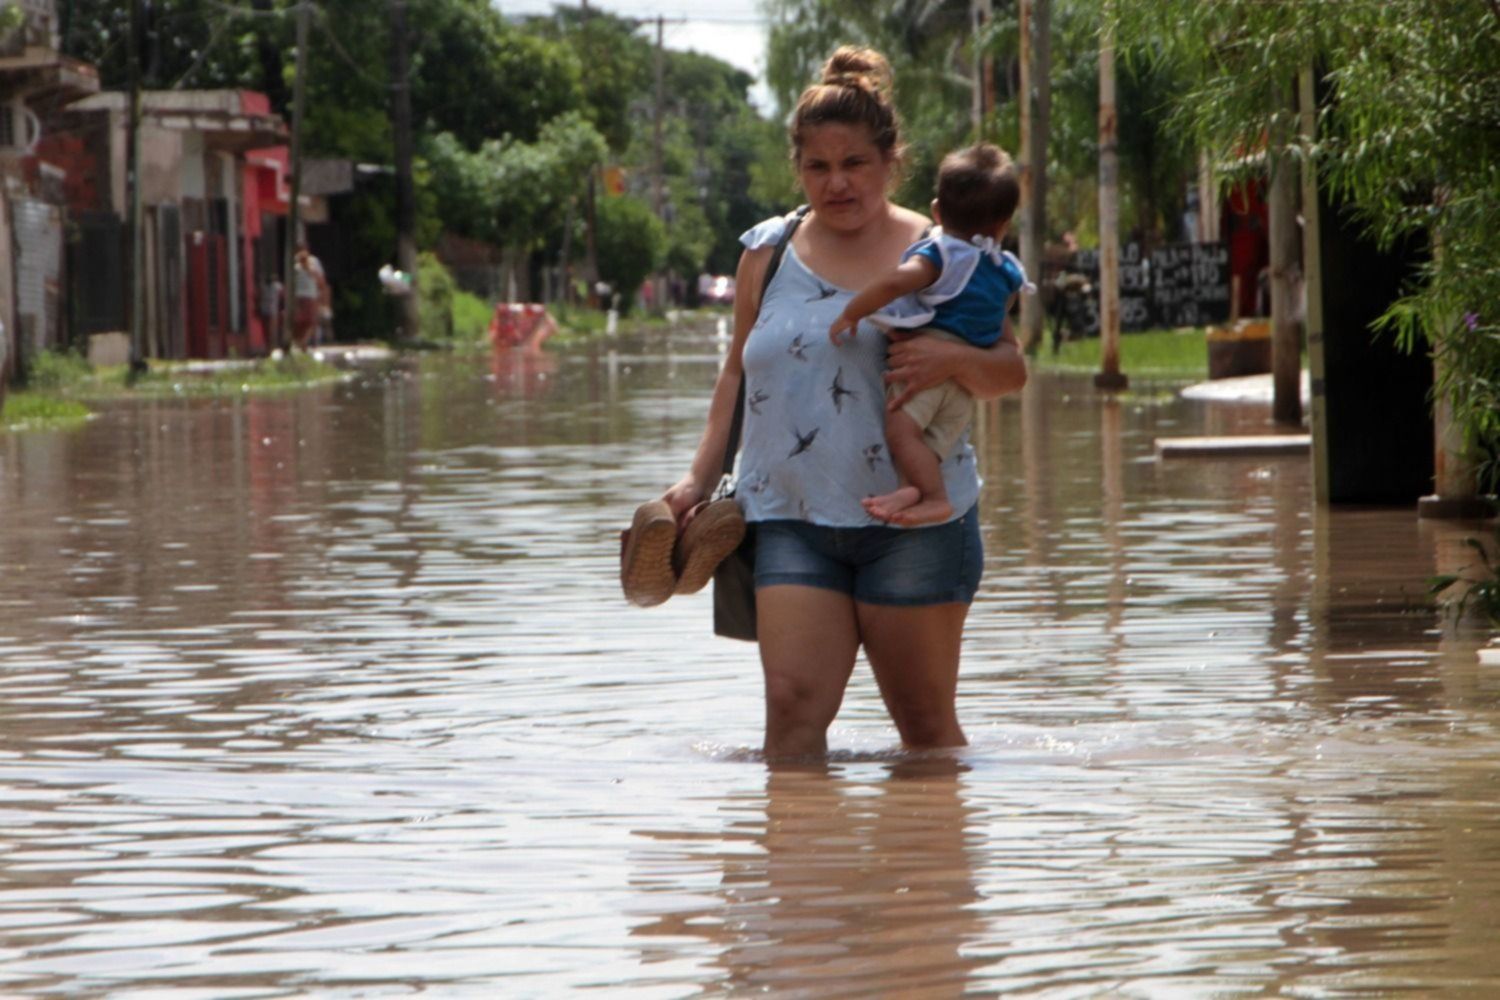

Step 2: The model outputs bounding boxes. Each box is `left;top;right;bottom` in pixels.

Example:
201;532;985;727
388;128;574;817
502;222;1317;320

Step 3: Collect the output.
292;241;328;351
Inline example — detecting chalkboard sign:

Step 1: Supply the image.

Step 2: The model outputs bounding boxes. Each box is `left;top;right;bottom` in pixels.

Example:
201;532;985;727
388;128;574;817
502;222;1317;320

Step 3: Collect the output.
1069;243;1154;332
1059;241;1230;338
1149;242;1230;328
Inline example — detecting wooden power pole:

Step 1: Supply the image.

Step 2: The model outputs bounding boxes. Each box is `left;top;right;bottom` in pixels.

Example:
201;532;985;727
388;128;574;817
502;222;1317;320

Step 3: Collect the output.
282;0;309;351
392;0;419;341
127;0;145;367
1095;6;1126;390
1268;80;1302;425
1017;0;1051;353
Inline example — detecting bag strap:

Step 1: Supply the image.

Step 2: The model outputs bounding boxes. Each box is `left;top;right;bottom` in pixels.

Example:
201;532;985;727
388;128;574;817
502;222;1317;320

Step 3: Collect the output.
722;205;809;477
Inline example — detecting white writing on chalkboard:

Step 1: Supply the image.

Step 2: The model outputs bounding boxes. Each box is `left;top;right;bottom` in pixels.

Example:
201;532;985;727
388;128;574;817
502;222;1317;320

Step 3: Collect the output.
1066;242;1231;332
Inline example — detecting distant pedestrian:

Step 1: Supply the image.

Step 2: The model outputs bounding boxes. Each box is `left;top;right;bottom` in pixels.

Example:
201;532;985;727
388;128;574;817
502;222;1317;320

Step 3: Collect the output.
292;241;328;351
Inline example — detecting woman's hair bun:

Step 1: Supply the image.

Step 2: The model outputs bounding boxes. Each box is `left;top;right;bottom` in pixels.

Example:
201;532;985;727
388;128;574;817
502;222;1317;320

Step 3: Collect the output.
820;46;892;96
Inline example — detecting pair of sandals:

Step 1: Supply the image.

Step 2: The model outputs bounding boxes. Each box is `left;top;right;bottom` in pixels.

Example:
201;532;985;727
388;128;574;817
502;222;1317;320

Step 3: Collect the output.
620;498;746;607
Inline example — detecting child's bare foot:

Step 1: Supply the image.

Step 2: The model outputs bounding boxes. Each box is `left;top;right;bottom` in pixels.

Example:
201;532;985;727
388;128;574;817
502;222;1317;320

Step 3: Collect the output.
883;497;953;526
862;486;921;522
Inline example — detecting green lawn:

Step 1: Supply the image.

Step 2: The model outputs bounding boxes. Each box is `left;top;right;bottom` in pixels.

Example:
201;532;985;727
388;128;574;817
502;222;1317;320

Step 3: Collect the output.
3;350;351;432
1030;327;1210;380
1;392;91;431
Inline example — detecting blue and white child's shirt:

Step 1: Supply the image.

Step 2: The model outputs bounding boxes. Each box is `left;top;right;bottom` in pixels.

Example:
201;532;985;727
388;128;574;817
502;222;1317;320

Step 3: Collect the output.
873;228;1029;347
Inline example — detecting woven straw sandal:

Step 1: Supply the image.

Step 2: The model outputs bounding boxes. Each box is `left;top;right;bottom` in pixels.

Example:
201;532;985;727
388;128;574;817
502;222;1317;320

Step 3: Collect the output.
620;500;678;607
672;498;746;596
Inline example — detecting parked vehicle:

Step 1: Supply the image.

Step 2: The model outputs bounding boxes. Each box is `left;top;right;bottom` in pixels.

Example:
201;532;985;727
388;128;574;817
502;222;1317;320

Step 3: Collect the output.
698;274;735;306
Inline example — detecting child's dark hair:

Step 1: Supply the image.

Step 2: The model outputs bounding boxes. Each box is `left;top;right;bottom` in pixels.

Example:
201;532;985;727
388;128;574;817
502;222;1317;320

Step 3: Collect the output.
936;144;1019;236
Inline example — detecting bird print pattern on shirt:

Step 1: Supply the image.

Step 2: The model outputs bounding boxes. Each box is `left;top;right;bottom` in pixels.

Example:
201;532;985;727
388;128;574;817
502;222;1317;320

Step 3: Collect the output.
732;218;979;525
788;426;819;458
829;367;858;413
806;281;839;303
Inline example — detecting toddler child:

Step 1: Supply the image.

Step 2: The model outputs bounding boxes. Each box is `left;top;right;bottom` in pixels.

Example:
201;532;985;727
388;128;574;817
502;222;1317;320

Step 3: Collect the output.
828;143;1026;526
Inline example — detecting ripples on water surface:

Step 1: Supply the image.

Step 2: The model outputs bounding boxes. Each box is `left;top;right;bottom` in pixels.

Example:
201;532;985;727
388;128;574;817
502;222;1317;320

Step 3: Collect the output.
0;327;1497;997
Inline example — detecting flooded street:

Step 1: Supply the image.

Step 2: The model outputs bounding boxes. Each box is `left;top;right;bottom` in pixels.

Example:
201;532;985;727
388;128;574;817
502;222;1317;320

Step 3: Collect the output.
1;322;1497;997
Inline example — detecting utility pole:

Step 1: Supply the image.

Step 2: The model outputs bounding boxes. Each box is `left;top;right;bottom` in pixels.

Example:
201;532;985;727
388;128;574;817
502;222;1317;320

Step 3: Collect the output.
126;0;145;369
1017;0;1051;353
391;0;419;342
282;0;309;351
970;0;982;135
1268;79;1302;426
1095;5;1126;391
970;0;993;137
651;14;666;311
580;0;600;305
652;15;665;220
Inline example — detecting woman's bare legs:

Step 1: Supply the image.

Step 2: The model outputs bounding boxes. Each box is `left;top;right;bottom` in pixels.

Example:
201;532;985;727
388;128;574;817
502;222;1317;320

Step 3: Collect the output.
857;601;968;749
756;585;861;759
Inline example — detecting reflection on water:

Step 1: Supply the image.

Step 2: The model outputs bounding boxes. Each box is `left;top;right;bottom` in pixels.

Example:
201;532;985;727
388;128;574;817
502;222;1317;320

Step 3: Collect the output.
631;758;983;997
0;327;1498;996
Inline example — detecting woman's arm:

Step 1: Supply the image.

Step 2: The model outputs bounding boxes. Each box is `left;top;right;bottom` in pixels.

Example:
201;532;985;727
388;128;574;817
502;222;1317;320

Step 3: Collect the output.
884;311;1027;409
662;245;773;521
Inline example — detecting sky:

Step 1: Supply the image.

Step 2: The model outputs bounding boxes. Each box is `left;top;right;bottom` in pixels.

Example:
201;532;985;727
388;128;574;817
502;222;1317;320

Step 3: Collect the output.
495;1;777;114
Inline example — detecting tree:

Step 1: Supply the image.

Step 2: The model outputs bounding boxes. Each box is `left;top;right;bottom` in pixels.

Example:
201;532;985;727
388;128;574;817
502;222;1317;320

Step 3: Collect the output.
411;1;583;150
595;195;666;311
423;111;608;267
1114;1;1500;489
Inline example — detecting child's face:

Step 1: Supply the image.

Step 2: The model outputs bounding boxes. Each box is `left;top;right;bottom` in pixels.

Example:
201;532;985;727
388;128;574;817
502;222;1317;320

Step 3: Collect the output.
797;124;895;233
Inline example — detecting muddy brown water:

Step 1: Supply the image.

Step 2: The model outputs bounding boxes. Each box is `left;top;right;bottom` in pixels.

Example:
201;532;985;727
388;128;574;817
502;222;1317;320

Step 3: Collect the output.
0;325;1497;997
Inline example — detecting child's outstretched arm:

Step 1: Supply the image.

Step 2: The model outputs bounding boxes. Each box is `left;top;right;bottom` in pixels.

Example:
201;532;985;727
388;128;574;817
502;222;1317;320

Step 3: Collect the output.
828;256;938;345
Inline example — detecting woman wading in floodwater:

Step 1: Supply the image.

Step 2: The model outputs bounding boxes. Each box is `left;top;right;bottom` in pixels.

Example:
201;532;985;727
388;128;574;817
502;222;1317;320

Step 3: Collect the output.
662;46;1028;759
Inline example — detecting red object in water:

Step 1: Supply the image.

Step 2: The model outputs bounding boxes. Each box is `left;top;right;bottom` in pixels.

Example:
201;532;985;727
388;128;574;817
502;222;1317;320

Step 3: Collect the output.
489;303;558;351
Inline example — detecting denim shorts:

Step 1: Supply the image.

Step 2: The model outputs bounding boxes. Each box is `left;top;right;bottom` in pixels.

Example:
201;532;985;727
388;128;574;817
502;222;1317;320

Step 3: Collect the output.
753;505;983;606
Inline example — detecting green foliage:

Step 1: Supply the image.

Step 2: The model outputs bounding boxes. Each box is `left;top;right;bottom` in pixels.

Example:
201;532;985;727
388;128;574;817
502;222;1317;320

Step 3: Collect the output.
412;1;583;149
595;195;666;311
1032;328;1209;380
23;350;93;391
524;8;653;153
1;392;91;431
418;251;456;340
61;0;778;323
125;354;348;396
665;199;716;280
1430;528;1500;626
411;252;486;342
423;110;608;256
760;0;1194;242
1113;0;1500;490
12;350;345;404
452;289;491;341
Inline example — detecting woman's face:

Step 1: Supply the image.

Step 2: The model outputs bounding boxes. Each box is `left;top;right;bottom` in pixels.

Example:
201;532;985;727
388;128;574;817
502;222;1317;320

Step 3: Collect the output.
796;123;893;232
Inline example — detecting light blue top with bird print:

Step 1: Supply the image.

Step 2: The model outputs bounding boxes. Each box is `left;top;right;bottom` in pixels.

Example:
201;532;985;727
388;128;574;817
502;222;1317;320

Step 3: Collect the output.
733;215;981;527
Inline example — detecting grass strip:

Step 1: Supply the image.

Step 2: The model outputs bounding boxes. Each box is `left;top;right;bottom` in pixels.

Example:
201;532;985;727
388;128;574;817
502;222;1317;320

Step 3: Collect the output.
1030;327;1210;380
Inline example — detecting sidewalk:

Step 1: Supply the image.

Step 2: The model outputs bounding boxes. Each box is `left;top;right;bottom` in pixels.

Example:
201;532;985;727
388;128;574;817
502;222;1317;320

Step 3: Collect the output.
1179;370;1311;405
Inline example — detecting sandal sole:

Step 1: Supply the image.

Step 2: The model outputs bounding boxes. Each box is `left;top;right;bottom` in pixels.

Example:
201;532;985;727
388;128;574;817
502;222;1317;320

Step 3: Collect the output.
673;500;746;595
621;502;678;607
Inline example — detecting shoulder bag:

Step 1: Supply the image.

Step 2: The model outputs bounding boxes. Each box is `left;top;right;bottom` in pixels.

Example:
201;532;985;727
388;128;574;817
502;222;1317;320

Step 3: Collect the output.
712;206;808;641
